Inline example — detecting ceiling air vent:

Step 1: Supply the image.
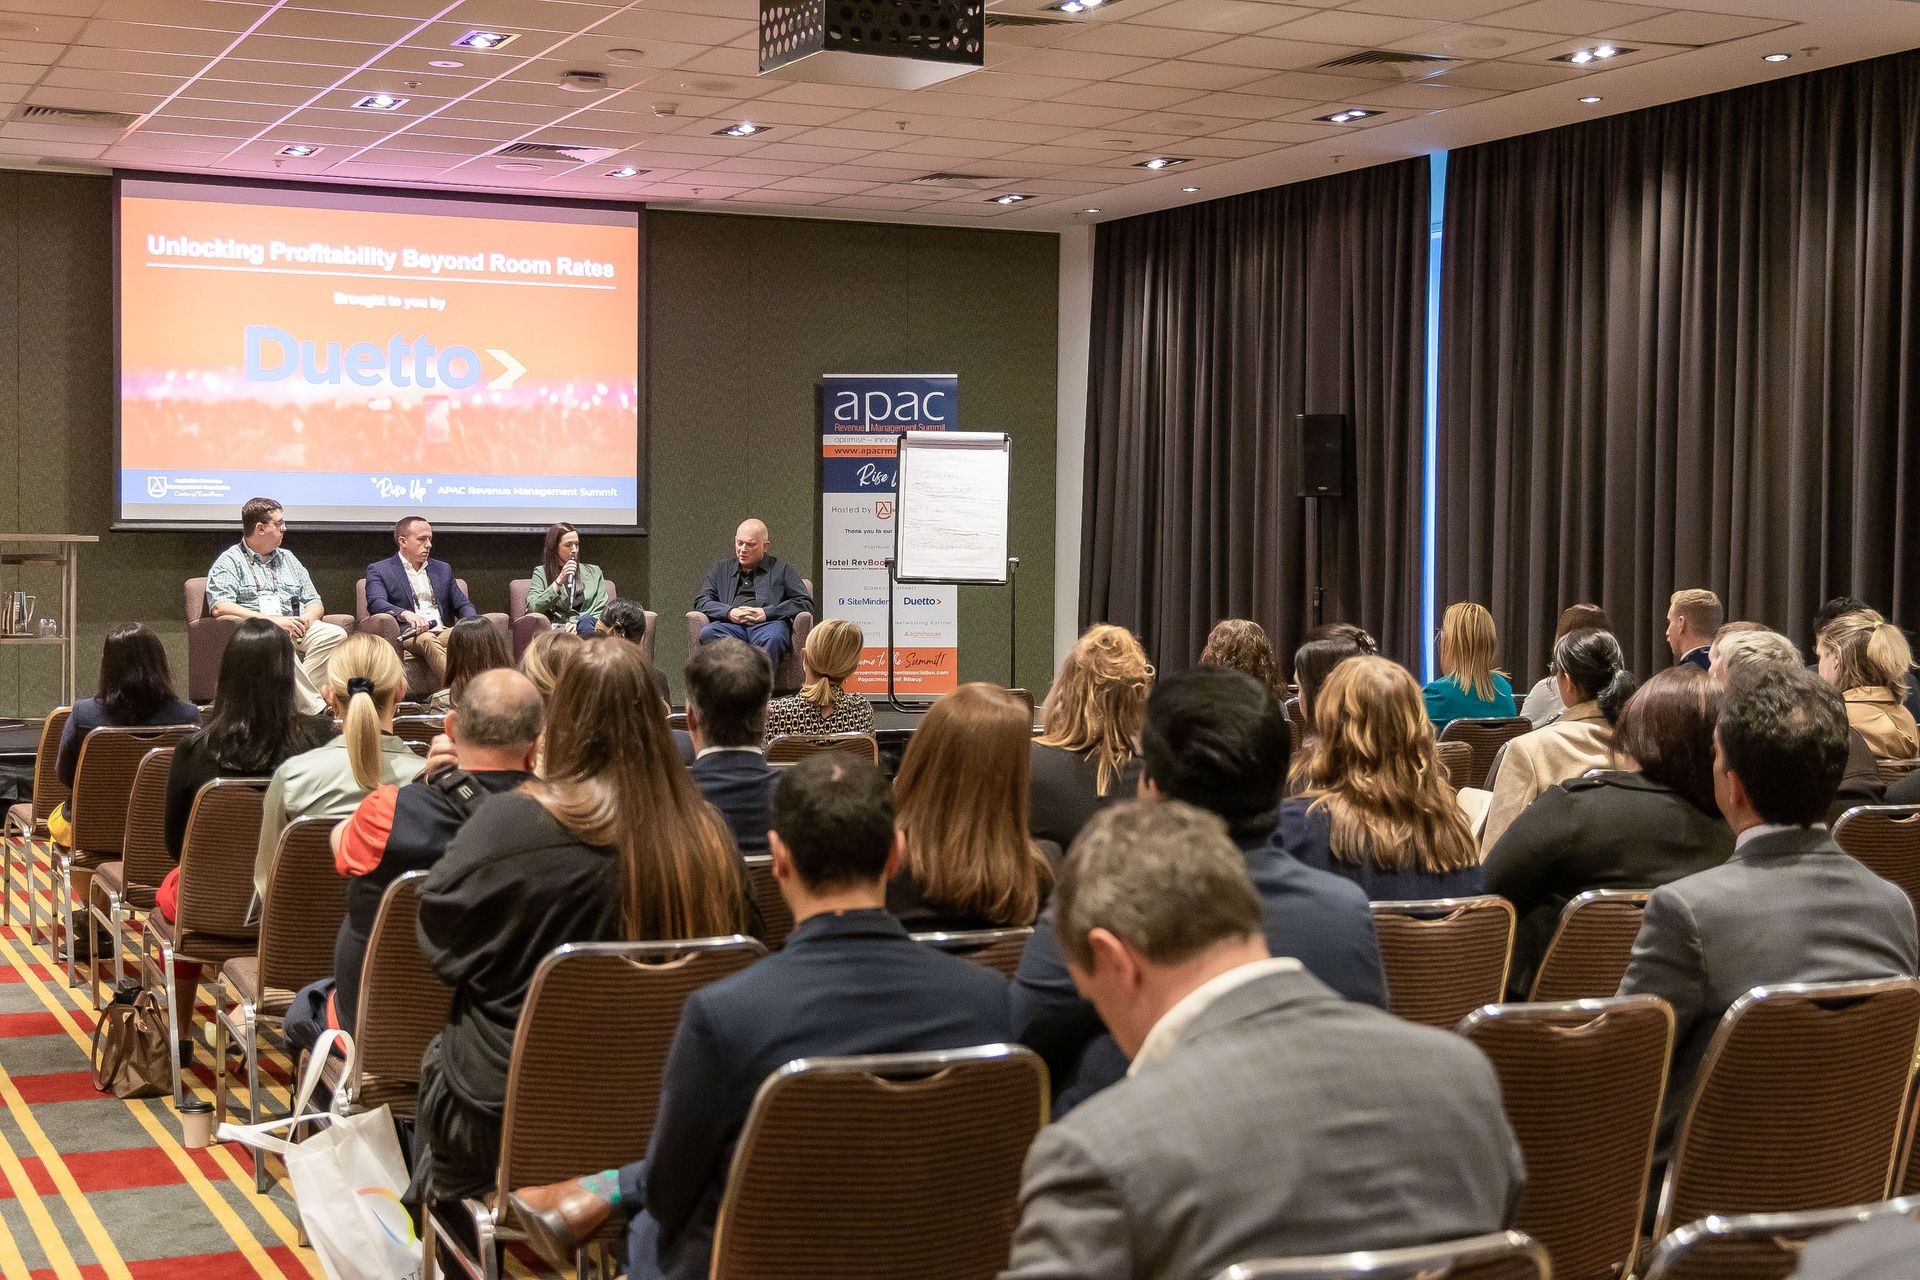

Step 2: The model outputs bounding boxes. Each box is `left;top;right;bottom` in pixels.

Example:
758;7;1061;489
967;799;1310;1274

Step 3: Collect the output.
13;103;139;129
491;141;619;163
985;12;1072;28
913;172;1014;188
1318;50;1457;74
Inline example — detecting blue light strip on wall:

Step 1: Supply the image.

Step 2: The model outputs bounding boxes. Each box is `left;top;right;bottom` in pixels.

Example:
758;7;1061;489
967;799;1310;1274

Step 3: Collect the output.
1421;151;1447;684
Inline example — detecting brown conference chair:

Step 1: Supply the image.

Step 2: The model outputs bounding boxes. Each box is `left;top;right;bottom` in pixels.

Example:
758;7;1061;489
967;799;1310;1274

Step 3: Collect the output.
1212;1230;1550;1279
1439;717;1533;790
138;778;266;1106
83;746;175;1009
1653;978;1920;1243
211;817;345;1171
1370;896;1515;1030
1528;889;1651;1002
186;576;353;704
910;927;1032;979
354;577;510;701
55;724;197;987
685;579;814;695
428;936;766;1280
1436;739;1473;790
1459;996;1673;1280
1833;805;1920;915
1644;1195;1920;1280
765;732;879;766
741;855;793;949
710;1044;1046;1280
390;715;445;753
314;871;450;1123
1875;757;1920;785
3;706;69;934
1283;697;1307;756
507;577;631;660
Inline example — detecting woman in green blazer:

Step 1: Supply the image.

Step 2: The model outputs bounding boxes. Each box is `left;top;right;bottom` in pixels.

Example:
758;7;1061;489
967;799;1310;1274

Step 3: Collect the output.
529;522;609;635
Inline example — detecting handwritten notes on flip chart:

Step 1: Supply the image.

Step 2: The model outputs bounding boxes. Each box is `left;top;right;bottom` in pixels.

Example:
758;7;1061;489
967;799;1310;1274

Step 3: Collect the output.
894;431;1011;584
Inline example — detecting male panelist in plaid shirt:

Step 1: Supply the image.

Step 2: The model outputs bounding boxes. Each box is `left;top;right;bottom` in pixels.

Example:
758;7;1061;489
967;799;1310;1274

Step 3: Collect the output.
205;496;346;715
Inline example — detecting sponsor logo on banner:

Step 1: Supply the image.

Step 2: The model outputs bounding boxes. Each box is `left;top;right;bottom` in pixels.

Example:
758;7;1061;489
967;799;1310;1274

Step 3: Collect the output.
819;374;959;696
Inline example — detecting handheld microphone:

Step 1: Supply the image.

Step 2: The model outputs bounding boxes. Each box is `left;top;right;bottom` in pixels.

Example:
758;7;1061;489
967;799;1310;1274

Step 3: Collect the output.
568;557;580;605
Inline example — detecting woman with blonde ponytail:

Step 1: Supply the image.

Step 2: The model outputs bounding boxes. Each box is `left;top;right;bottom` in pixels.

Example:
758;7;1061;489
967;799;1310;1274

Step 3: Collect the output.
765;618;875;740
254;632;421;895
1818;609;1920;758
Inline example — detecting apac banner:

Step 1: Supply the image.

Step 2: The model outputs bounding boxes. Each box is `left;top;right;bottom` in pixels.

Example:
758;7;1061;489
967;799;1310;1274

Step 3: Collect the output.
819;374;959;696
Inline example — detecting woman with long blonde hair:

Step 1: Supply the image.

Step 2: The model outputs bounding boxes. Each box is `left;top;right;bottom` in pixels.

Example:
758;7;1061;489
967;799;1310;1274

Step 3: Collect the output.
1422;602;1516;728
413;639;749;1202
254;632;421;896
1282;656;1483;899
765;618;876;740
1032;625;1154;847
892;683;1051;929
1818;609;1920;758
519;627;585;702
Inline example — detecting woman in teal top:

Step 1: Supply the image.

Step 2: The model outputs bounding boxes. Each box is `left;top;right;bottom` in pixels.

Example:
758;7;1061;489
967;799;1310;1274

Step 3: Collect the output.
1423;601;1518;728
529;522;609;636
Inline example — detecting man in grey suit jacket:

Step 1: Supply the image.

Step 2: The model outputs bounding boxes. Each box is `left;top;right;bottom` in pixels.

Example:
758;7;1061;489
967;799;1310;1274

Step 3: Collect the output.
1620;665;1919;1143
1001;801;1524;1280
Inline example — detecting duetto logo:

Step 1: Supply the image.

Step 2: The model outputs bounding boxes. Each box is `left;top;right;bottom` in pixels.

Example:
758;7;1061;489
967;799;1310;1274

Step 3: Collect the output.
243;325;525;390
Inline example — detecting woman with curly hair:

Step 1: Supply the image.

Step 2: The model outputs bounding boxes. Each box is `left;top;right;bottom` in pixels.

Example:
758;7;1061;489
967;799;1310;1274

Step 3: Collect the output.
1199;618;1285;700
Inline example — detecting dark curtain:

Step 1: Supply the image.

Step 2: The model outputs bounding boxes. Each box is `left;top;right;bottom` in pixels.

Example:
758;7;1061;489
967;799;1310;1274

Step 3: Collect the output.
1440;50;1920;681
1082;158;1430;674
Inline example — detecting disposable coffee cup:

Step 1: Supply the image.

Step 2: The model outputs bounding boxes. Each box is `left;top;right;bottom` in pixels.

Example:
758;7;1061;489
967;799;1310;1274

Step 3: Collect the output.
179;1099;214;1148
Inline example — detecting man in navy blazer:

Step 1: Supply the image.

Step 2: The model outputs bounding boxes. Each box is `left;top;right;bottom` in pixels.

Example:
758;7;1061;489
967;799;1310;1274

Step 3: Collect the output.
683;637;778;857
364;516;476;681
1013;666;1387;1115
692;519;813;672
505;754;1012;1279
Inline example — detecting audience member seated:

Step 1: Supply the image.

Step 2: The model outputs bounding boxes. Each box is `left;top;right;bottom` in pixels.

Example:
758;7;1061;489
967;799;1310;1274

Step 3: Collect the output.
505;755;1011;1279
692;518;813;672
1519;603;1609;727
1716;627;1883;822
1279;656;1484;900
410;640;749;1204
1486;668;1732;997
423;617;512;715
1029;625;1153;849
1817;609;1920;759
283;669;543;1053
518;628;584;704
1618;665;1919;1147
1815;595;1920;725
763;618;874;741
594;598;652;650
1198;618;1286;701
365;515;476;684
1422;602;1516;728
1287;623;1378;793
1014;666;1386;1115
1665;587;1723;670
1000;801;1524;1280
205;497;346;716
527;521;608;638
1480;627;1637;850
1890;769;1920;805
253;634;423;898
889;683;1050;931
57;621;201;792
685;638;779;859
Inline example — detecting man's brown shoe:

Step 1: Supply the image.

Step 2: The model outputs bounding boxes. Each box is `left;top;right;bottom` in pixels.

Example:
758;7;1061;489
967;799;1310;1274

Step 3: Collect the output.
507;1177;614;1269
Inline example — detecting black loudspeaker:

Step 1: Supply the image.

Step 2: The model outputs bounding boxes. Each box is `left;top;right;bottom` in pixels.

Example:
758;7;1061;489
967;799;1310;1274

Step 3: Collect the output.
1295;413;1349;497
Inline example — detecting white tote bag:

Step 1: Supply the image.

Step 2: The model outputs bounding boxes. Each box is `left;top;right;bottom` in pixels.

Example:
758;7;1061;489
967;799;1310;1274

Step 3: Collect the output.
218;1030;422;1280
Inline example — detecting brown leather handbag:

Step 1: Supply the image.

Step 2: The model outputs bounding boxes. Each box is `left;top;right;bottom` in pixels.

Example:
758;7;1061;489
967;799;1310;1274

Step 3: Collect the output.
91;985;171;1099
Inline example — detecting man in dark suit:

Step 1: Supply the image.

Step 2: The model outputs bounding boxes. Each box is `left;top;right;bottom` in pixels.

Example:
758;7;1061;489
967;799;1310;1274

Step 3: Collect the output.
1664;587;1723;670
1013;665;1387;1115
692;518;813;672
364;515;476;682
505;755;1011;1279
1002;801;1523;1280
684;637;777;856
1620;664;1919;1143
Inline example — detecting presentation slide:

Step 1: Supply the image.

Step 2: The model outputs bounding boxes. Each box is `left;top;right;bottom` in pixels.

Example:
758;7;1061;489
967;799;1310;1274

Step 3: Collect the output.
116;177;642;528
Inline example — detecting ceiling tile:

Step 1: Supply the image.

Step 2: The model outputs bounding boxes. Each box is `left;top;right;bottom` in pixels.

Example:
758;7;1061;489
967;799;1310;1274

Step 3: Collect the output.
186;77;328;105
939;70;1087;100
766;176;877;194
1115;109;1242;134
81;20;238;55
290;0;455;15
166;96;288;122
1115;59;1271;89
0;12;87;41
784;125;904;149
1506;37;1690;68
1343;0;1520;19
1170;135;1271;157
205;56;354;88
1258;9;1444;44
94;0;257;32
1173;89;1317;119
821;196;928;210
1382;23;1567;59
1423;60;1582;91
994;98;1135;127
743;140;870;161
675;46;759;76
1182;35;1362;70
1477;0;1668;37
1127;0;1300;36
887;134;1025;158
1600;12;1796;44
0;36;79;63
253;8;421;42
590;8;759;45
37;66;172;93
993;142;1123;165
1055;22;1229;58
1053;80;1206;109
989;48;1160;80
697;154;821;175
1208;118;1324;142
756;80;898;107
1348;79;1505;107
34;88;165;113
230;33;385;65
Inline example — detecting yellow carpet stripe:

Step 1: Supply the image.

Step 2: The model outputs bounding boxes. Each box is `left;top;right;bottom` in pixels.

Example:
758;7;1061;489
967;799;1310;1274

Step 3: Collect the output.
0;1064;132;1279
0;1165;35;1280
0;1104;78;1280
0;931;322;1279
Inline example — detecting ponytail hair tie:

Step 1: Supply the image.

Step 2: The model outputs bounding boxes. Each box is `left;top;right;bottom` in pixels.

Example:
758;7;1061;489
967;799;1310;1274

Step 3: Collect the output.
346;676;375;699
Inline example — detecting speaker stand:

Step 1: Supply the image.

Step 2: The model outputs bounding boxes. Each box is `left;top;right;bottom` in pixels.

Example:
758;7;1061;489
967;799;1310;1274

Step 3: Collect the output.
1306;494;1327;627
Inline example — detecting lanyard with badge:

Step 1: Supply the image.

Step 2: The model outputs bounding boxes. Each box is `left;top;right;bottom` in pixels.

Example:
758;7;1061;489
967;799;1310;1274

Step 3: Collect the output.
245;549;286;616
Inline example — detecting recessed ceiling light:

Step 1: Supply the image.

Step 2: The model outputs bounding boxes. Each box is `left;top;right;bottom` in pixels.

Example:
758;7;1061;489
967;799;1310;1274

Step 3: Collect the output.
428;59;464;68
496;161;546;172
453;30;516;50
1181;186;1199;193
716;122;765;137
1135;156;1189;170
1316;108;1377;124
352;93;408;111
606;165;647;178
276;144;323;157
1081;207;1100;214
1579;95;1603;104
1555;44;1632;65
1763;52;1792;62
1050;0;1104;11
990;193;1032;204
607;48;648;65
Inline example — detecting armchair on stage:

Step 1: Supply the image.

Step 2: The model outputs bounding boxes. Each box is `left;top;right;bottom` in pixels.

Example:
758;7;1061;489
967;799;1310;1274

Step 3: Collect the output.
353;579;510;702
507;578;656;664
685;577;814;694
184;577;354;706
